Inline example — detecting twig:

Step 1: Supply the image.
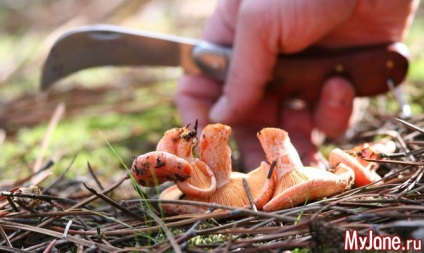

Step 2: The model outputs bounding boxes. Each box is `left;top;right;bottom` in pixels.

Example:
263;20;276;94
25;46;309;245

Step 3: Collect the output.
0;219;118;252
0;191;77;205
6;210;111;219
83;183;182;253
32;103;65;176
144;199;298;222
362;158;423;166
83;183;145;221
243;178;257;212
157;208;214;253
0;245;29;253
0;226;12;247
43;152;78;193
396;118;424;134
9;175;129;244
87;162;104;190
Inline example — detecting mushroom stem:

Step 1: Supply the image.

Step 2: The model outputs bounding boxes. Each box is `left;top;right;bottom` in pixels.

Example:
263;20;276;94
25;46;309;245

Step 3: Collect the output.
245;161;275;209
176;159;217;198
199;124;232;188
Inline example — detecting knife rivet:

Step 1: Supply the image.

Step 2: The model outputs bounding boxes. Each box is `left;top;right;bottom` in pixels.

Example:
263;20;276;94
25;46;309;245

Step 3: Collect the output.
386;60;394;69
335;64;344;73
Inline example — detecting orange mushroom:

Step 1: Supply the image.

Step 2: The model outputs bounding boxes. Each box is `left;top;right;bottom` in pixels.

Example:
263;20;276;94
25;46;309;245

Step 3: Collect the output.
132;123;397;213
257;128;355;212
131;124;217;197
131;151;192;186
158;123;275;214
328;139;396;187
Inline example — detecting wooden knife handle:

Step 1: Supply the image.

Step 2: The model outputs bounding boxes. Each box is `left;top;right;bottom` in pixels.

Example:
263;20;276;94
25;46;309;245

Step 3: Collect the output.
194;42;409;103
269;43;409;103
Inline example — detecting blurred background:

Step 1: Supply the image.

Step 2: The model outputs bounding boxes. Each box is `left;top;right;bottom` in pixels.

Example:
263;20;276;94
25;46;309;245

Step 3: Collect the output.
0;1;422;188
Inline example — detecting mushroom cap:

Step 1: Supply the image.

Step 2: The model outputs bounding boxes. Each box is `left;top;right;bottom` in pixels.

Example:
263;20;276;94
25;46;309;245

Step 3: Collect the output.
330;139;396;187
352;139;396;160
199;124;232;187
329;148;381;187
199;124;275;209
156;125;197;159
131;151;192;187
263;164;354;212
257;128;303;178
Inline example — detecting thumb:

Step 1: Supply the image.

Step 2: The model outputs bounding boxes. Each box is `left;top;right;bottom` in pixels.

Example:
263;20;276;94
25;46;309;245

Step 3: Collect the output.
209;2;278;124
314;77;355;138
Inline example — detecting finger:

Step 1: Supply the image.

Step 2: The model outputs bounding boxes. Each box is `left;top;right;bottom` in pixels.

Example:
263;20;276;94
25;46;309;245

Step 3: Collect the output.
278;107;317;164
231;94;280;170
176;75;222;130
176;0;241;123
209;0;356;125
233;126;266;171
209;1;279;124
202;0;241;44
176;0;241;128
314;77;355;138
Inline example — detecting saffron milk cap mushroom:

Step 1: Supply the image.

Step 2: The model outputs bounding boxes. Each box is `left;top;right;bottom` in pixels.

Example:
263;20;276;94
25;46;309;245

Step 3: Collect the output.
198;124;275;209
257;128;355;212
131;124;217;197
159;123;275;214
328;139;396;187
156;124;217;198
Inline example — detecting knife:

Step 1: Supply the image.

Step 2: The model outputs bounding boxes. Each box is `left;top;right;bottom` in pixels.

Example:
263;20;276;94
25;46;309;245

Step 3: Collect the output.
41;24;409;103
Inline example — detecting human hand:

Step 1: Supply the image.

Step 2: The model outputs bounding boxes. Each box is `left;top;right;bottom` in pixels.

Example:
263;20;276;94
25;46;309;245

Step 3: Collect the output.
176;0;419;170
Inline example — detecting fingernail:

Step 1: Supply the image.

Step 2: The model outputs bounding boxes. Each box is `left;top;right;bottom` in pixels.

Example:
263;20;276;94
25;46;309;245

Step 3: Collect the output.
327;91;346;107
209;96;228;123
325;80;354;107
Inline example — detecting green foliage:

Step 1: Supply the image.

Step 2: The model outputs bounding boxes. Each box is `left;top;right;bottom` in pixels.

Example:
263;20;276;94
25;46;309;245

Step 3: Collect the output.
0;103;179;181
292;248;311;253
189;233;233;246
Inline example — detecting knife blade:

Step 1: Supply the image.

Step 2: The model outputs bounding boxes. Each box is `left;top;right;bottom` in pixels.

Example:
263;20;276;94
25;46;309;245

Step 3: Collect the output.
41;24;409;102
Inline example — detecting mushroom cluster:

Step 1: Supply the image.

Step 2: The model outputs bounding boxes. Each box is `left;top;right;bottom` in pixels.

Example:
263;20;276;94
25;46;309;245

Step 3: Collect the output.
130;124;395;214
131;123;274;214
